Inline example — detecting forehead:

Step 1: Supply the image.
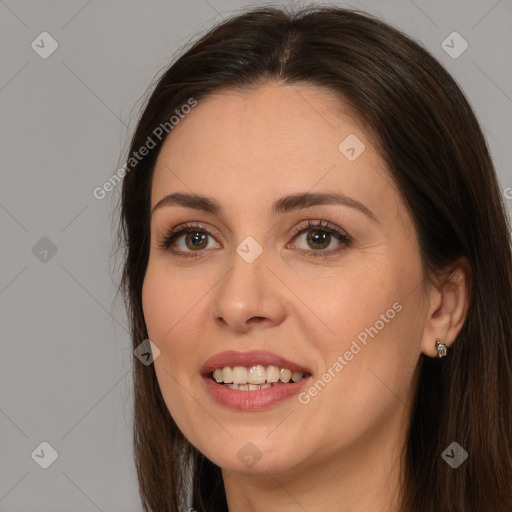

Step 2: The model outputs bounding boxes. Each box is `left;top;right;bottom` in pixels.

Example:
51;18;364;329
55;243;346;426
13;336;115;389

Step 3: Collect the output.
151;83;396;216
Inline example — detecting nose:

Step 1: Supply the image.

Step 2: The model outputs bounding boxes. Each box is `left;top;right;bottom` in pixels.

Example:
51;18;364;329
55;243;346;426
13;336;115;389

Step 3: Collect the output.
212;249;287;333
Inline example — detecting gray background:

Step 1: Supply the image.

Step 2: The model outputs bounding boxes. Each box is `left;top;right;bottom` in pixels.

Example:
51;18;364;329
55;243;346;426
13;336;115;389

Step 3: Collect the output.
1;0;510;510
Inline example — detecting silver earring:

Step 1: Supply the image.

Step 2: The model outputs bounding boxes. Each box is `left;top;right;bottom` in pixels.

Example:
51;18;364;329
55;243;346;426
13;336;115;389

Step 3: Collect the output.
435;338;448;358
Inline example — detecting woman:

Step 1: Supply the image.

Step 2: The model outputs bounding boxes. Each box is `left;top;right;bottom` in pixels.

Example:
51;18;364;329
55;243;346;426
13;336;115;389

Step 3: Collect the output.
116;5;512;511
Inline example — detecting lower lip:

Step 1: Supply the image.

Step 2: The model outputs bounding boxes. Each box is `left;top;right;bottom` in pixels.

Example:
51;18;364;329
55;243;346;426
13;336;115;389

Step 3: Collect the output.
202;375;311;411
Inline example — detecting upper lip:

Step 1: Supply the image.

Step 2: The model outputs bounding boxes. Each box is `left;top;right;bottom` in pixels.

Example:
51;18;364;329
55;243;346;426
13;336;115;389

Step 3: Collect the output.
200;350;312;376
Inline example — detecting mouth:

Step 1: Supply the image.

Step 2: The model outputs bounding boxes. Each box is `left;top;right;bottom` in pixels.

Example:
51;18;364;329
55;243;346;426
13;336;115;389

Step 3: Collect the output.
200;350;313;410
207;364;311;390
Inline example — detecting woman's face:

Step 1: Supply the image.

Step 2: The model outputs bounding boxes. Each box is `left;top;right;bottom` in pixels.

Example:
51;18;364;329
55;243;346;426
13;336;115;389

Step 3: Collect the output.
142;83;431;476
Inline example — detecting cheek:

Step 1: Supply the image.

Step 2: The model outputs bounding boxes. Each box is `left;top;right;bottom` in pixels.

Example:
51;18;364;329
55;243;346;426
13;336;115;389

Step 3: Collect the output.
141;265;203;390
142;268;174;342
289;260;402;356
295;283;422;453
291;256;423;403
141;266;206;431
310;238;424;359
142;263;206;343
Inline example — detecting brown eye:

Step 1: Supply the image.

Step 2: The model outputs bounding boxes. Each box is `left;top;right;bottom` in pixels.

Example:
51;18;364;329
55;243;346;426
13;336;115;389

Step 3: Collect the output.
290;220;352;259
157;223;221;258
183;231;208;250
305;230;332;250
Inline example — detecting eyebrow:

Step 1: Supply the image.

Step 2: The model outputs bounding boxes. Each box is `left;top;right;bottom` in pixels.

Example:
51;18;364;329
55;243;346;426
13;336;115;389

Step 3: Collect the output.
151;192;377;222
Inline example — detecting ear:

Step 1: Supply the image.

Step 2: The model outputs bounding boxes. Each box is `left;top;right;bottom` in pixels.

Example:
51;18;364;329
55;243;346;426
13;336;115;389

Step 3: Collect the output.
420;257;472;358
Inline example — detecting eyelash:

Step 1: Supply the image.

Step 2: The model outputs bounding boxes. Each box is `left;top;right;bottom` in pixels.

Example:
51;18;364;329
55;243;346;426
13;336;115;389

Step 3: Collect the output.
157;220;353;260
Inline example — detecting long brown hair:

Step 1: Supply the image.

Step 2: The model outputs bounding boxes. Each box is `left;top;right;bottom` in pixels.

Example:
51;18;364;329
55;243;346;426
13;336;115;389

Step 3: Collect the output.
115;5;512;511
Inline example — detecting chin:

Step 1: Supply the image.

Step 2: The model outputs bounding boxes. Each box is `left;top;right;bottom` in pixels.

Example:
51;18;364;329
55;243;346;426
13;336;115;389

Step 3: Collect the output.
202;437;304;475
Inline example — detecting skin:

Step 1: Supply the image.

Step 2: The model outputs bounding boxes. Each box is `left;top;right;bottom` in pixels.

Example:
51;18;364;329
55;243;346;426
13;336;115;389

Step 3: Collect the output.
142;83;470;512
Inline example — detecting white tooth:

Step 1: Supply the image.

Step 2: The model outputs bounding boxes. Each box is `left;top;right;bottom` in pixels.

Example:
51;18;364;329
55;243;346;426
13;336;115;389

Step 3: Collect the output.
291;371;304;382
266;365;280;383
232;366;248;384
226;383;238;390
238;384;249;391
260;383;271;389
280;368;291;383
248;365;266;384
213;369;224;382
248;384;260;390
222;367;233;383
